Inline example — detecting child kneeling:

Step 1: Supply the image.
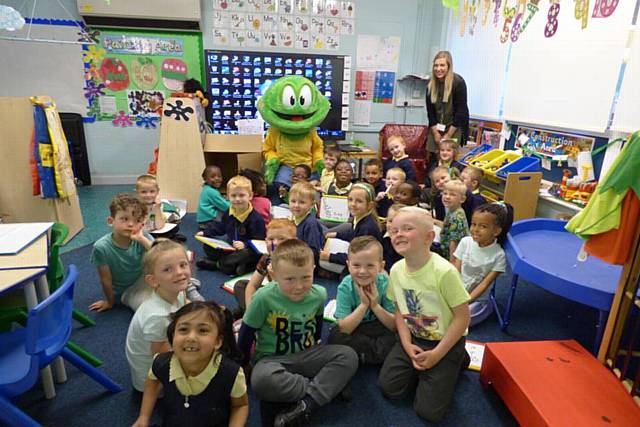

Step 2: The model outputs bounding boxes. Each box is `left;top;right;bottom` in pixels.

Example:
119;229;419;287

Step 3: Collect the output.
328;236;396;365
378;207;470;422
238;239;358;426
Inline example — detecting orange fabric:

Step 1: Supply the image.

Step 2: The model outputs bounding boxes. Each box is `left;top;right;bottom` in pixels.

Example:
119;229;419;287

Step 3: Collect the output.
584;191;640;265
147;147;159;175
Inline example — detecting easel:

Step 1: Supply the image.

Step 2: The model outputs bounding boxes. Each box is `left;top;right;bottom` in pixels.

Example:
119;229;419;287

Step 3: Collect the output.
156;96;206;213
0;97;83;243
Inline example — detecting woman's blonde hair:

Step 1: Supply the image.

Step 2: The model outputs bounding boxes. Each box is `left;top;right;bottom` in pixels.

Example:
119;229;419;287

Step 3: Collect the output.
429;51;454;104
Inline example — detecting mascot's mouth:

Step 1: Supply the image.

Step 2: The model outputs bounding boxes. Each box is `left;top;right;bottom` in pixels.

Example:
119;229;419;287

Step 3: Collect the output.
274;111;315;122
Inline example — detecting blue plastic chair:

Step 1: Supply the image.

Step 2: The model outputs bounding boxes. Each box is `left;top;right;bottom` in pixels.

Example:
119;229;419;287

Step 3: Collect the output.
0;265;122;427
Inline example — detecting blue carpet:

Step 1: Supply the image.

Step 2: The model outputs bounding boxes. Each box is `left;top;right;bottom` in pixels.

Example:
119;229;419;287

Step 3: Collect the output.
14;213;600;426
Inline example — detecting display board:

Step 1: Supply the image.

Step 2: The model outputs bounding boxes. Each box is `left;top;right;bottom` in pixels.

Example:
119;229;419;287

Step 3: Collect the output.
83;28;203;125
204;49;346;139
502;1;635;133
447;9;509;120
0;19;85;115
447;1;636;133
612;26;640;133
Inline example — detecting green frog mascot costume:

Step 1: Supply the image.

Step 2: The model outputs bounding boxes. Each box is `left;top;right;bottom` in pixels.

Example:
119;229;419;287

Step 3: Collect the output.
258;75;331;189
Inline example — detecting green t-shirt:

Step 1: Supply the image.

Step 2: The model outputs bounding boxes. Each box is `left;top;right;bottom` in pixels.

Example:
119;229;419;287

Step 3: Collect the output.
90;232;152;295
387;253;469;341
243;282;327;360
334;273;395;322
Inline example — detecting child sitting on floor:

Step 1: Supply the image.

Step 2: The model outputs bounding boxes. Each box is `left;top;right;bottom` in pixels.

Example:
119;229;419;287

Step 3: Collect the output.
290;181;324;265
240;168;271;226
383;135;417;182
132;301;248;427
232;218;297;319
90;193;153;312
197;165;230;230
196;176;266;276
453;202;513;327
376;167;406;218
437;179;469;261
135;174;165;233
279;164;311;204
238;239;358;426
318;145;341;193
126;240;189;392
460;165;487;224
378;207;470;422
327;159;354;196
363;159;386;194
322;183;383;268
328;236;396;365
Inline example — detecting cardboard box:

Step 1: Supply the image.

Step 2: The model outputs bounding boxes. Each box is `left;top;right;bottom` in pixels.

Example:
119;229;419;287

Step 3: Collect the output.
204;134;262;182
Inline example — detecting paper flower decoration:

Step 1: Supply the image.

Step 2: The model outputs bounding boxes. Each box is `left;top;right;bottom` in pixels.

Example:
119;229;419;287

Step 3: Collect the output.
136;115;159;129
0;5;25;31
83;81;106;99
112;111;134;127
83;45;106;64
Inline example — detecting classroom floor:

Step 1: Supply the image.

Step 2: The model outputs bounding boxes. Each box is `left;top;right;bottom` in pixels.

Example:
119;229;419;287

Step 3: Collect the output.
18;184;602;426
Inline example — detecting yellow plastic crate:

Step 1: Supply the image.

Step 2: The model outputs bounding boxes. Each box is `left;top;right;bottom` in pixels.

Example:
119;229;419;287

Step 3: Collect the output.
467;149;505;169
482;152;522;181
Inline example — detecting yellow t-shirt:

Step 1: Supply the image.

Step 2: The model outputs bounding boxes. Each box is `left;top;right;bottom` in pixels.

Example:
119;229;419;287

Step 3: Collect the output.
149;352;246;398
387;253;469;341
320;169;335;193
262;127;324;168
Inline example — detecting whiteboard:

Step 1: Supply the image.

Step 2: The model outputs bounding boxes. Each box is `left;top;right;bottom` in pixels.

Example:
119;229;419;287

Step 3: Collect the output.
503;2;636;133
448;10;510;120
0;19;86;115
612;28;640;133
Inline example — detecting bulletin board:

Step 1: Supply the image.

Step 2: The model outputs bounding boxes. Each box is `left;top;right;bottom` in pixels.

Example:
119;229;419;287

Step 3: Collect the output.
0;19;86;115
83;28;204;126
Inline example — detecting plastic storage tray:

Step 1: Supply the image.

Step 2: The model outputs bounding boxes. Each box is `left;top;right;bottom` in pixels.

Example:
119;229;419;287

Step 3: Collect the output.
483;152;522;181
496;156;541;179
467;149;505;168
460;143;493;165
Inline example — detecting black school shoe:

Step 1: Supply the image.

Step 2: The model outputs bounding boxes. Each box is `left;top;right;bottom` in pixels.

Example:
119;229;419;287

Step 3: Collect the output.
196;258;219;271
274;401;311;427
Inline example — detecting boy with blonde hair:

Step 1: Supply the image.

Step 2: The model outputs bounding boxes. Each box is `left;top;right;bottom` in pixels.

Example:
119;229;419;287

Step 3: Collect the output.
289;181;324;266
383;135;417;182
460;166;486;223
438;179;469;261
376;167;406;218
90;193;154;312
197;175;266;276
378;207;470;422
135;174;165;232
238;239;358;426
329;236;396;365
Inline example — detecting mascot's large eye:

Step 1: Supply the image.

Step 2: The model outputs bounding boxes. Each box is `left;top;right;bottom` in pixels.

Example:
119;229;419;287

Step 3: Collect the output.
282;85;296;109
299;85;312;110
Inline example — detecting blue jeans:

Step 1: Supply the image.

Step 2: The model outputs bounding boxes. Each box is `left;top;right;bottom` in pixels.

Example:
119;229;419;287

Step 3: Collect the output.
274;165;320;190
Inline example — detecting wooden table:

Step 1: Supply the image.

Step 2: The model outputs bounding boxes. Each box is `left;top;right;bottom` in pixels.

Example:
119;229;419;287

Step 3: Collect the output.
0;222;67;398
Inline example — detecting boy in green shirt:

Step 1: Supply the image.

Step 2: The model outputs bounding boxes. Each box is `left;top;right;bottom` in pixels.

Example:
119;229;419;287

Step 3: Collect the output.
378;206;470;422
238;239;358;426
